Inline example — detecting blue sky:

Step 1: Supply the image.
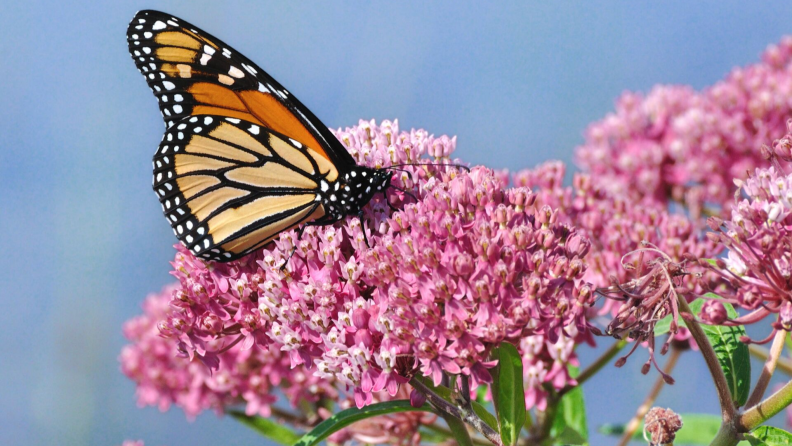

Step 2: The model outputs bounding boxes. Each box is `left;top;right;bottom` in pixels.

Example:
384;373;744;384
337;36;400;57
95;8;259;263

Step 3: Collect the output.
2;1;792;445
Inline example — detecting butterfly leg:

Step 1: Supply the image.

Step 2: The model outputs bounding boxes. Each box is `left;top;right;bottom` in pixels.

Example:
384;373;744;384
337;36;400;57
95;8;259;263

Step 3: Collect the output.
357;210;371;248
280;225;307;271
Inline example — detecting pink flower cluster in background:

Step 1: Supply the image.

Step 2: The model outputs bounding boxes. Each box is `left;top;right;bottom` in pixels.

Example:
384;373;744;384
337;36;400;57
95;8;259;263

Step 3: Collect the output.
576;37;792;214
121;119;593;422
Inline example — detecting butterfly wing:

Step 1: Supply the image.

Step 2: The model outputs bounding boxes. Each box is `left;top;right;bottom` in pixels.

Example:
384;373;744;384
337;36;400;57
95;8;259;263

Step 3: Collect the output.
153;114;339;261
127;10;356;170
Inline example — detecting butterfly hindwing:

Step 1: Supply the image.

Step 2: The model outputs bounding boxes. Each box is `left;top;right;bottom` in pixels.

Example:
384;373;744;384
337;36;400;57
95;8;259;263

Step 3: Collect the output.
153;114;336;261
127;10;357;170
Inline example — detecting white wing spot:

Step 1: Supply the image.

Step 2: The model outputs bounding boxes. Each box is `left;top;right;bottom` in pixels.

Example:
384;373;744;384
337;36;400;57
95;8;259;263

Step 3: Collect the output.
189;117;198;123
203;117;213;125
258;83;269;93
167;20;179;27
198;227;205;235
200;53;212;65
177;123;187;130
177;225;183;234
163;81;176;90
186;235;194;243
228;66;244;78
203;239;210;248
186;221;193;230
193;126;202;133
225;118;241;124
248;125;260;135
222;48;232;57
152;21;167;30
138;18;146;23
143;32;153;39
177;132;184;140
174;94;183;102
289;139;302;148
204;45;216;55
173;105;183;114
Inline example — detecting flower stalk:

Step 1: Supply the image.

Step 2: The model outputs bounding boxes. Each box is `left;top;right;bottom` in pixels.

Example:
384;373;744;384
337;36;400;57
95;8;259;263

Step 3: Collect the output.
676;297;737;425
409;377;503;446
745;330;788;408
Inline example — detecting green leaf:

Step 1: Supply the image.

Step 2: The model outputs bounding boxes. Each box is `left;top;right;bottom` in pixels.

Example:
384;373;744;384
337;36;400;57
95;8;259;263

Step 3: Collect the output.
697;297;751;407
292;400;433;446
745;426;792;446
229;410;302;445
702;258;719;267
492;342;527;446
550;366;588;445
655;295;751;406
414;376;498;432
599;413;721;445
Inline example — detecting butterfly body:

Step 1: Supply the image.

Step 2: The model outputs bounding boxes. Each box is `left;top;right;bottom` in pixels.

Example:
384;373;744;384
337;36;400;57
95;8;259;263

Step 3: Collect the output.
129;10;392;262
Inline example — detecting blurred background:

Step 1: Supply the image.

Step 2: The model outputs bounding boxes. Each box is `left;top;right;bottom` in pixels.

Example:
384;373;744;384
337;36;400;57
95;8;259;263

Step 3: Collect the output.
3;1;792;445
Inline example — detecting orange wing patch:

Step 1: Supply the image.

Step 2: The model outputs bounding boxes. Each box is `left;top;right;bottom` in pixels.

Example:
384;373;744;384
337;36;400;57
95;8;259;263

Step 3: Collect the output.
238;91;328;160
208;194;316;244
187;134;259;163
187;187;250;221
269;134;315;174
174;153;235;175
218;203;323;253
225;163;318;190
154;30;202;50
208;122;271;157
176;175;221;199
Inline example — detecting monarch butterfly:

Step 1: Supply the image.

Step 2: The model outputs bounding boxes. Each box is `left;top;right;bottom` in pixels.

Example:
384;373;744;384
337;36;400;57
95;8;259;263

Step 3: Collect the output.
127;10;394;262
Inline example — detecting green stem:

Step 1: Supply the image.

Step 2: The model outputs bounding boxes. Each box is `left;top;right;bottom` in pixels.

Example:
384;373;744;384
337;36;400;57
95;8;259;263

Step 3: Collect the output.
739;378;792;432
533;390;558;445
423;422;493;446
410;377;503;446
557;339;627;398
440;411;475;446
745;330;787;409
677;297;737;425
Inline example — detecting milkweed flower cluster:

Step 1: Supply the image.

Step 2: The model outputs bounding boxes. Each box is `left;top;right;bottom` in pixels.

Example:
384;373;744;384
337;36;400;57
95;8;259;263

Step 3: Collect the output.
706;128;792;342
576;37;792;214
120;284;338;418
513;162;718;378
121;120;595;422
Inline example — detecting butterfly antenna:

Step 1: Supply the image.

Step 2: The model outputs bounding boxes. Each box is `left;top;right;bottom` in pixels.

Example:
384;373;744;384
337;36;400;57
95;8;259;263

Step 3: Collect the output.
387;162;471;172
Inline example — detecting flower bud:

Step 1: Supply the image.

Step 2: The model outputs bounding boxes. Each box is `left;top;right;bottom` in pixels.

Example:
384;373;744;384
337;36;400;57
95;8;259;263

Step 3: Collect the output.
700;300;728;325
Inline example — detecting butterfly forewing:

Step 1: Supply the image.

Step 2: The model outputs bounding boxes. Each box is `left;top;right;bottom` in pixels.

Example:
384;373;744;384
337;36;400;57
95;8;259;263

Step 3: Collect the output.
127;10;356;169
130;10;392;262
153;115;335;261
